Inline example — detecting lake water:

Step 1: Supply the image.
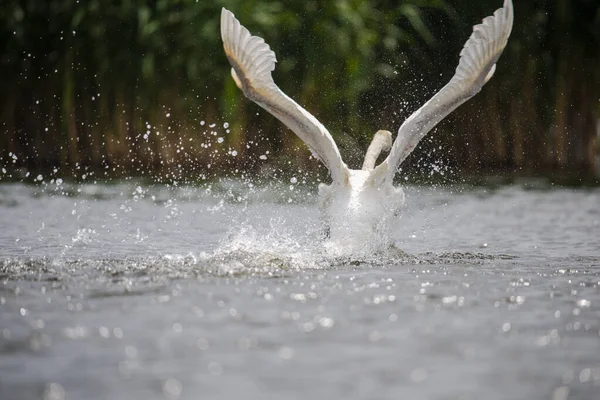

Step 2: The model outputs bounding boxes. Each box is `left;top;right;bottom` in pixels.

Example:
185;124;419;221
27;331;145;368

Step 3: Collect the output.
1;180;599;400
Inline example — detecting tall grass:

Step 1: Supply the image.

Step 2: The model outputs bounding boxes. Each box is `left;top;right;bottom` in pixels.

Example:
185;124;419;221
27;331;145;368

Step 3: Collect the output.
1;0;598;181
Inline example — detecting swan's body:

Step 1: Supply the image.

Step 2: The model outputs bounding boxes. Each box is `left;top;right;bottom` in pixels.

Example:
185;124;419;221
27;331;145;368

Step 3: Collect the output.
318;169;405;251
220;1;513;250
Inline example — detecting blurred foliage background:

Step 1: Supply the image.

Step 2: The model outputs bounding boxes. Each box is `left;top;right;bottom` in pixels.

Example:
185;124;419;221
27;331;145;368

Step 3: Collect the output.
1;0;599;183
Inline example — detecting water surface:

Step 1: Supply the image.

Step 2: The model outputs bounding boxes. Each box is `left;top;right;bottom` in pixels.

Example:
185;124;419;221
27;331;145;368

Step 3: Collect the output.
1;181;599;400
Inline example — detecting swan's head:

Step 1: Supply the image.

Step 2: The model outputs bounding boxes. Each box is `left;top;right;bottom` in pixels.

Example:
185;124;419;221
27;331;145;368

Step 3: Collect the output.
318;169;405;253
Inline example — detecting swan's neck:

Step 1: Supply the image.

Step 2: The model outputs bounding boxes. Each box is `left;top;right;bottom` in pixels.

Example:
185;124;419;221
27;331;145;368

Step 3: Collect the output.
362;130;392;171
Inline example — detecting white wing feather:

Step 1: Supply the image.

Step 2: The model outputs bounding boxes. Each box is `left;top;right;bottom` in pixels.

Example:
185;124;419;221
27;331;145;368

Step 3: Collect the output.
220;8;349;184
372;0;514;184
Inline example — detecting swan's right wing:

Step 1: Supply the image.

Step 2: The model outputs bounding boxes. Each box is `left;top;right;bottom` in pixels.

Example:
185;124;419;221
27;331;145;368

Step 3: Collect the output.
220;8;349;184
372;0;513;185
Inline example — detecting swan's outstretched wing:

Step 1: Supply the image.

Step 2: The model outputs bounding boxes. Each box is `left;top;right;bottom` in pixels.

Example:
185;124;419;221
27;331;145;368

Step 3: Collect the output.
372;0;513;185
220;8;349;184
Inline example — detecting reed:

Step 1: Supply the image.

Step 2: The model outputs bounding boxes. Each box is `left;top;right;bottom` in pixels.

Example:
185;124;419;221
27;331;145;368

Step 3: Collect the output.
1;0;598;181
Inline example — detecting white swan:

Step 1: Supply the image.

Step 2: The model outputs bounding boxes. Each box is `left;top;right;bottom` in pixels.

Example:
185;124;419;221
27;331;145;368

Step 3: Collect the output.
220;1;513;250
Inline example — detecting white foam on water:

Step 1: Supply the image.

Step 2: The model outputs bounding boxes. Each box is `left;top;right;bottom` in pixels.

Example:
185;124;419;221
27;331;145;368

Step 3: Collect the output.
201;218;327;275
195;211;415;276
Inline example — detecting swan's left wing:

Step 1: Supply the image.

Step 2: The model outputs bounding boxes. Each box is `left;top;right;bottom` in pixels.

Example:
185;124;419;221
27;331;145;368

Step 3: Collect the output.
220;8;349;184
372;0;513;185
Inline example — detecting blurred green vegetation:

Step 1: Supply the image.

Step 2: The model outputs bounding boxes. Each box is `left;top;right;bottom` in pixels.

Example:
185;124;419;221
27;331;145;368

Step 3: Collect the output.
1;0;599;182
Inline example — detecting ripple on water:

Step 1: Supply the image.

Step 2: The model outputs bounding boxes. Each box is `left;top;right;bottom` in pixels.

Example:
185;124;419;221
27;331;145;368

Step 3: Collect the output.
0;247;536;289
